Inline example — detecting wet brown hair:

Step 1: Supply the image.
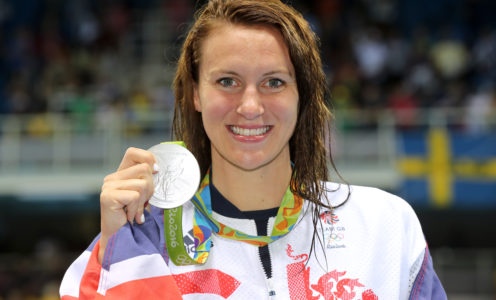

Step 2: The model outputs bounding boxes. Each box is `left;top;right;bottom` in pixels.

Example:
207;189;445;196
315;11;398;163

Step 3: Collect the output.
174;0;339;196
173;0;348;264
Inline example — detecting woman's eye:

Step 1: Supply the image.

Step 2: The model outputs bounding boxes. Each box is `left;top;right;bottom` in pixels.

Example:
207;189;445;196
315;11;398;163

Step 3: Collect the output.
265;78;284;89
218;78;237;87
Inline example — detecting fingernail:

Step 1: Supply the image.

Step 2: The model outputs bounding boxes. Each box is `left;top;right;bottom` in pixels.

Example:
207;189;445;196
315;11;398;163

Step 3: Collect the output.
140;214;145;223
153;163;159;173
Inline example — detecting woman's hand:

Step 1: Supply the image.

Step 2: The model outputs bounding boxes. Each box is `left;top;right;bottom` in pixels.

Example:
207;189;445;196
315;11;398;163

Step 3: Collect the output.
98;147;157;264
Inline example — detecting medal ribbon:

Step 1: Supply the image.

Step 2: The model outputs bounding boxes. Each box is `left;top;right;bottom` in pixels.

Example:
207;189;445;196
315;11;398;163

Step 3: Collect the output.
163;144;303;265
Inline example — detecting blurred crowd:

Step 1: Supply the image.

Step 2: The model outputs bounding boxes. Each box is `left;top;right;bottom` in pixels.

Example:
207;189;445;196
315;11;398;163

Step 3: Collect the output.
0;0;495;132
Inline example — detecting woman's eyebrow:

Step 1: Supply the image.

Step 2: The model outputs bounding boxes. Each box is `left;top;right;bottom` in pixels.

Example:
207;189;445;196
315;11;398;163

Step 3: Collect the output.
208;69;294;78
263;70;294;78
209;69;239;76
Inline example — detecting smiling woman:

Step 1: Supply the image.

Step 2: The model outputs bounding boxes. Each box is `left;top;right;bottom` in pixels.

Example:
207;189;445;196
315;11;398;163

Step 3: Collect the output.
60;0;447;299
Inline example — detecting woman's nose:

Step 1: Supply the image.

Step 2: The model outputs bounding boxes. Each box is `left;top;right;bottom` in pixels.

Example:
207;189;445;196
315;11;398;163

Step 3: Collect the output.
236;86;264;120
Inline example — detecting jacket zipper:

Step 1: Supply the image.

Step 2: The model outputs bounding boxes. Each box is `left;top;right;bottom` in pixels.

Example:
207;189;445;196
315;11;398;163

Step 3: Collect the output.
254;218;276;298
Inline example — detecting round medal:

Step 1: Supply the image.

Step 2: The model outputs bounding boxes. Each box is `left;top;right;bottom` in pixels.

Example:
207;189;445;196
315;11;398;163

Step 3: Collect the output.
148;143;200;209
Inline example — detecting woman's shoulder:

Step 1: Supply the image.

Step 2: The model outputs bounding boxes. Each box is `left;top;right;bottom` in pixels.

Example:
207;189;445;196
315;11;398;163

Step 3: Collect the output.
317;181;426;254
321;181;418;222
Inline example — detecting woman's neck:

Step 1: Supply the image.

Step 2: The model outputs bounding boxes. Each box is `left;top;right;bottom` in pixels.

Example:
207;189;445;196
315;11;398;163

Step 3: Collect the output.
211;155;292;212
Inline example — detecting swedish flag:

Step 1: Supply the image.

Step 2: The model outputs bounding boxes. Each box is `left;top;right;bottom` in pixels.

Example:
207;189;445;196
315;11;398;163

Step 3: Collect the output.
397;128;496;209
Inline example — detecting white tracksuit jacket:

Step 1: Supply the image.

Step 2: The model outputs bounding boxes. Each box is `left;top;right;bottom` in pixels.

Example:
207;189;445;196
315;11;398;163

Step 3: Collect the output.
60;182;447;299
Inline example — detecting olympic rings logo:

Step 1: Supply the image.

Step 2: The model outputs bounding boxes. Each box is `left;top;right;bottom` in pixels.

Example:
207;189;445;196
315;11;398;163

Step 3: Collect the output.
326;232;344;242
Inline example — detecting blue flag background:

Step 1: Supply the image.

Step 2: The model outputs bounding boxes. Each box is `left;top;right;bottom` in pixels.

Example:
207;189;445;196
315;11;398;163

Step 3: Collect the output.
397;129;496;209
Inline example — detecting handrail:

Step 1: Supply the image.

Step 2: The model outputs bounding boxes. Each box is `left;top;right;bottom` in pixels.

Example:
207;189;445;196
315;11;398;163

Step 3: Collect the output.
0;108;494;196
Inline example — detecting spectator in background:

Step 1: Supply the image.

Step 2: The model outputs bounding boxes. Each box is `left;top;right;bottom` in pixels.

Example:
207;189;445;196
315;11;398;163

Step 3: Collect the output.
388;80;419;128
465;84;496;133
352;27;389;81
472;28;496;85
429;26;469;81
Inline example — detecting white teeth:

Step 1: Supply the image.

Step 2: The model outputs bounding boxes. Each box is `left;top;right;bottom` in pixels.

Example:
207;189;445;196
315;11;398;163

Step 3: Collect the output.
230;126;270;136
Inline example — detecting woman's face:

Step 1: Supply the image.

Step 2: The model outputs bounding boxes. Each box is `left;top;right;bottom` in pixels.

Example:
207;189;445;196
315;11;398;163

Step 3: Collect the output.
194;23;298;172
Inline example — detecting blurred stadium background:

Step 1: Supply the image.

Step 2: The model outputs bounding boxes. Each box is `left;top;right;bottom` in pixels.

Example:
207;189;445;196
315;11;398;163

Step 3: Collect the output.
0;0;495;299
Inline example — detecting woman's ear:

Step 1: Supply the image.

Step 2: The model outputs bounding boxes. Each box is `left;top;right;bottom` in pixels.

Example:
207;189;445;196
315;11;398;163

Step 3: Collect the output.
193;83;202;112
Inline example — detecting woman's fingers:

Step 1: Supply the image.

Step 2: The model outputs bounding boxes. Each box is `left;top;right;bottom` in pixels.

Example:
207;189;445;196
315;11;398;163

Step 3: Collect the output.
102;178;154;223
103;178;154;201
102;163;155;224
100;189;141;236
105;162;155;182
106;164;155;224
117;147;156;172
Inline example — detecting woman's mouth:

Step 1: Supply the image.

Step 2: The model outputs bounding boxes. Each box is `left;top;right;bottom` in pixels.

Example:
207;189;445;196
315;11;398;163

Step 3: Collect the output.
229;125;272;136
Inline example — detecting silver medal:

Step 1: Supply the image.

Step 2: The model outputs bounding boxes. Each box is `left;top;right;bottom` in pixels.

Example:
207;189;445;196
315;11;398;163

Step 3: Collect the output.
148;143;201;209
